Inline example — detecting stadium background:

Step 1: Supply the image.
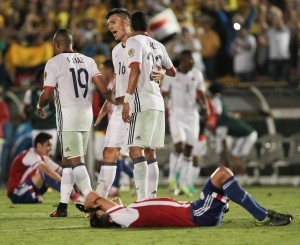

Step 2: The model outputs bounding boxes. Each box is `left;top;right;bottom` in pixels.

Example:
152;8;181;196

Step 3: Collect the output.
0;0;300;187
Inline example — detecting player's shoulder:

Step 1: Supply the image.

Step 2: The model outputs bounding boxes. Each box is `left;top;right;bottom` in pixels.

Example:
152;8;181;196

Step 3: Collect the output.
112;42;125;54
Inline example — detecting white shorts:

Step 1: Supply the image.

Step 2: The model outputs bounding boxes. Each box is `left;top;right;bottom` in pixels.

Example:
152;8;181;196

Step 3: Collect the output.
128;110;165;148
232;131;258;157
94;130;106;161
60;131;90;159
105;109;128;148
169;112;199;146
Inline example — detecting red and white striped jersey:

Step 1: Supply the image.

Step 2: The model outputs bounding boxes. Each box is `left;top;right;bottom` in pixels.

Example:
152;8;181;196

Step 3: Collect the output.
7;148;44;195
106;197;196;228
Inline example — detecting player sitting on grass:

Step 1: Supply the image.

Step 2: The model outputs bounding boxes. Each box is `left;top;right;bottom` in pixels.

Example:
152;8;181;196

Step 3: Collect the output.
84;166;293;228
7;133;82;204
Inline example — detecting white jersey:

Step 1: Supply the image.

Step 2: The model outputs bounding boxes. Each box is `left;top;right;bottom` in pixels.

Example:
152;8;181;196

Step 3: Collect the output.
161;68;206;114
126;34;174;113
112;43;130;99
44;52;101;131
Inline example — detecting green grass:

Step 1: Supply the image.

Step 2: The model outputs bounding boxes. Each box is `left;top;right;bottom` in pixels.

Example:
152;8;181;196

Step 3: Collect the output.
0;185;299;245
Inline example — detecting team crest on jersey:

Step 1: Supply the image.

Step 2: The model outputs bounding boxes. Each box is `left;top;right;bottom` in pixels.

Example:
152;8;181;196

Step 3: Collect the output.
128;48;135;57
44;72;47;80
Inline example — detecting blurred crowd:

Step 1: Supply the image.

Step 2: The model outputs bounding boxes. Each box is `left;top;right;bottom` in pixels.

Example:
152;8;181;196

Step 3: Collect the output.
0;0;299;91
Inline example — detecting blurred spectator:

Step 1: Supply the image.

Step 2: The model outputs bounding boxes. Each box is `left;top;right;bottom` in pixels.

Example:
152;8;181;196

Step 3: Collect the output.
83;32;111;58
266;12;291;81
214;0;257;76
231;25;257;82
195;14;221;82
174;24;205;71
0;94;9;170
23;67;58;157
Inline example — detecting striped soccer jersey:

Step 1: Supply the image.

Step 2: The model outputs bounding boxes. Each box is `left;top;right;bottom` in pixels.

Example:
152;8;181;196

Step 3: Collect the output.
43;52;101;131
7;148;44;195
125;34;174;113
107;197;196;228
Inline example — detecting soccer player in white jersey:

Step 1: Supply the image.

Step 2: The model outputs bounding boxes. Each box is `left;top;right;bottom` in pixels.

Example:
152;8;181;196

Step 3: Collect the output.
122;12;176;200
94;9;167;200
85;165;293;228
37;29;116;217
161;50;208;196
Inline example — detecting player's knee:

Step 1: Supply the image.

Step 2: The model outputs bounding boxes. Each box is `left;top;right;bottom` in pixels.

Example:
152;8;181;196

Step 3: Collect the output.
218;166;234;178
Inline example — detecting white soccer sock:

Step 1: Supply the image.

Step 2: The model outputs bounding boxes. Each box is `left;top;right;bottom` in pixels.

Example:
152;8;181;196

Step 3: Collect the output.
168;152;179;181
73;165;92;197
192;166;201;186
60;167;74;204
96;165;117;198
147;160;159;198
133;159;148;201
178;156;192;188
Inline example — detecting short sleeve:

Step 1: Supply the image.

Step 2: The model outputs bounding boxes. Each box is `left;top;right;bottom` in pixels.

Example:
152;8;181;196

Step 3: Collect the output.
90;59;101;78
161;45;174;70
126;37;142;67
44;59;58;88
22;150;43;168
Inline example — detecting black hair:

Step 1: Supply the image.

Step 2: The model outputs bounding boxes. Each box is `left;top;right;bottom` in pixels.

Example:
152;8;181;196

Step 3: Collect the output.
102;59;114;71
34;132;52;148
105;8;131;20
54;29;73;46
131;11;149;32
90;212;121;228
180;50;193;59
209;84;224;95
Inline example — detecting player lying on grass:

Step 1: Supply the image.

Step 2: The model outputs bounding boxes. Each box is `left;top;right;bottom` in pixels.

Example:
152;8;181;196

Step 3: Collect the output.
83;166;293;228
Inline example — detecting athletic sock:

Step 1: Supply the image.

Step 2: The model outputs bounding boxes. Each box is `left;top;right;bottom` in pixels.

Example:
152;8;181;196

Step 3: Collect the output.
147;159;159;198
168;152;179;181
222;176;267;221
192;166;201;186
95;163;117;198
59;167;74;204
132;157;148;201
73;164;92;197
178;156;192;188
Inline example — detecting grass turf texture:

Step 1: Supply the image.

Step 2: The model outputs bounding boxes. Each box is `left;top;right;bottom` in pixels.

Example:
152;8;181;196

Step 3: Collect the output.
0;186;299;245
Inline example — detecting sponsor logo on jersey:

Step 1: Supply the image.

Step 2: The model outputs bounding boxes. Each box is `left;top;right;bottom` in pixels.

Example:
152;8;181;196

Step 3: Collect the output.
65;147;71;152
135;136;142;140
128;48;135;57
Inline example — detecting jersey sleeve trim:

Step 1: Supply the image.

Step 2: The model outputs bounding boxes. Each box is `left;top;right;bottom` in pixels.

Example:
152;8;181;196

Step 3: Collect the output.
92;72;101;78
43;85;55;88
106;205;124;214
128;62;141;67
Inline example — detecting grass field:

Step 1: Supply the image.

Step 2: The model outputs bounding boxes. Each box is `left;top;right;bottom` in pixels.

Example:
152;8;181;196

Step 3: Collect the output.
0;185;299;245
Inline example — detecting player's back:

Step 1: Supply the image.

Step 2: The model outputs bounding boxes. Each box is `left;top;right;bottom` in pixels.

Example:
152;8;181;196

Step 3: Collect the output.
45;52;100;109
126;35;173;112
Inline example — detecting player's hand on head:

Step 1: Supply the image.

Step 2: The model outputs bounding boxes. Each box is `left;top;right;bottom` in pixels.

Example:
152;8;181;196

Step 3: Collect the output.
84;191;101;210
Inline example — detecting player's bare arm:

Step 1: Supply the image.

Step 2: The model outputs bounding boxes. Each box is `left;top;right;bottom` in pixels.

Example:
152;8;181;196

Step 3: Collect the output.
165;67;176;77
85;191;118;211
93;75;116;105
94;100;111;126
38;163;61;182
37;87;55;119
122;63;140;123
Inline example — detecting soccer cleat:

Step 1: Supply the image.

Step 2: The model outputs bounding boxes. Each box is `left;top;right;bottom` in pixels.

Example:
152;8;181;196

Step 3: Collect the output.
75;203;89;213
261;210;293;226
50;203;68;217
